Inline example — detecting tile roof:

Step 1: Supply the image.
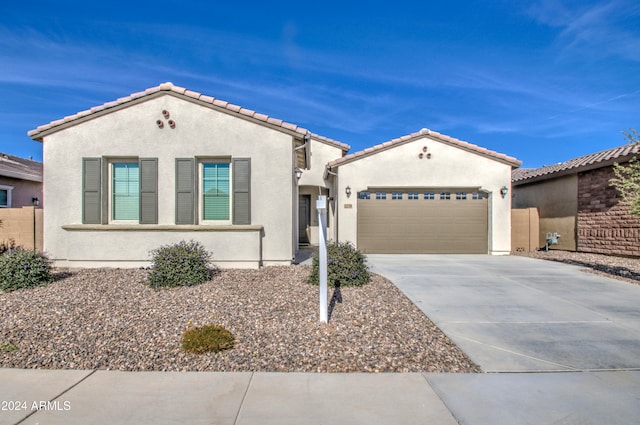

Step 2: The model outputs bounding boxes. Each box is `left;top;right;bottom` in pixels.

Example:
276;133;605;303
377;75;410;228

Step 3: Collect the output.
0;152;43;182
28;82;324;142
512;143;640;184
310;133;350;152
327;128;522;168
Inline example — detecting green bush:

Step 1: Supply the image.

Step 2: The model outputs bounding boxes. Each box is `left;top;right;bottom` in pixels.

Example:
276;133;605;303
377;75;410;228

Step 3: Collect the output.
181;324;235;354
0;239;16;255
308;241;371;287
0;248;53;292
145;240;213;288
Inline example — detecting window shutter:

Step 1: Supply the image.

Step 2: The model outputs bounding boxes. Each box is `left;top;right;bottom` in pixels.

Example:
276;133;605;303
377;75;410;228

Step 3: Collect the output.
139;158;158;224
232;158;251;225
82;157;102;224
175;158;195;224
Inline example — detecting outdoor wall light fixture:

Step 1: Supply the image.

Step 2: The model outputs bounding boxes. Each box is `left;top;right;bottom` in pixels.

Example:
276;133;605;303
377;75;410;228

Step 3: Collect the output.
32;197;40;207
294;168;303;180
345;186;352;198
500;186;509;198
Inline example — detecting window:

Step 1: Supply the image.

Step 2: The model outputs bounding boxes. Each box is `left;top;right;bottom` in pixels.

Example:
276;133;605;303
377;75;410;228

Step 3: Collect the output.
358;191;371;200
111;162;140;221
456;192;467;200
375;191;387;200
392;191;403;200
0;185;12;208
175;158;250;225
440;192;451;200
408;191;419;200
424;191;435;200
82;157;157;225
201;162;231;222
472;192;484;200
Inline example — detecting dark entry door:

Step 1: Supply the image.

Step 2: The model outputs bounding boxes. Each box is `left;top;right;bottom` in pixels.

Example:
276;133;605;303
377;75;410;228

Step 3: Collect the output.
298;195;311;244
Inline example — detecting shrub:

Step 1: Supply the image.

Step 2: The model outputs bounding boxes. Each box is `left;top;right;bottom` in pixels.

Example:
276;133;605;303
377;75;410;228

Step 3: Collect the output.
0;239;16;255
0;340;18;353
181;324;235;354
145;240;213;288
0;248;53;292
308;241;371;287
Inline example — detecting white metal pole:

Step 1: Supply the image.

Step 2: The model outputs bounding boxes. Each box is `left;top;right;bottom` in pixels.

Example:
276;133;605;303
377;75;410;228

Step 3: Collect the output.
317;195;328;323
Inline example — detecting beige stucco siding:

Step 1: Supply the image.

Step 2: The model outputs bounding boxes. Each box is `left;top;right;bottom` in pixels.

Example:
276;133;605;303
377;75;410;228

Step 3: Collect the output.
334;136;514;254
296;138;344;244
42;95;295;267
298;138;344;188
0;176;42;208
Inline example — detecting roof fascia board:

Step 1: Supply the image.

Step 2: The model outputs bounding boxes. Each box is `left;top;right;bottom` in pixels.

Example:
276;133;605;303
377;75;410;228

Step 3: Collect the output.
329;132;521;169
512;155;637;186
29;90;307;142
0;170;43;182
310;133;350;152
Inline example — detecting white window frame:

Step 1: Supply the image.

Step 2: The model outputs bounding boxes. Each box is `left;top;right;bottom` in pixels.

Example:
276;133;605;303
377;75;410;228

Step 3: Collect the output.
108;159;140;224
199;159;232;225
0;184;14;208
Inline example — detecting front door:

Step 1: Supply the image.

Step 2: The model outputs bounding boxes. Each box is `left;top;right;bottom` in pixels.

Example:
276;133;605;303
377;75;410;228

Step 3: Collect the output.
298;195;311;244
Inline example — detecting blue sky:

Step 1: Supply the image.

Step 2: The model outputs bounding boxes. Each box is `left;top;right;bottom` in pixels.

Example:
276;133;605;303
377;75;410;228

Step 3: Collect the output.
2;0;639;167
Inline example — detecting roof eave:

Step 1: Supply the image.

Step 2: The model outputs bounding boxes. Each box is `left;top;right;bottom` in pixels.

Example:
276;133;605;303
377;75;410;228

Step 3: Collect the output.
0;169;43;182
512;154;638;186
328;130;521;169
28;84;310;142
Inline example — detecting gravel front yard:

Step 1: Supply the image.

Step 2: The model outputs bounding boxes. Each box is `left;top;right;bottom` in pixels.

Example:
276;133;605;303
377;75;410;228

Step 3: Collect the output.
0;266;480;373
514;250;640;285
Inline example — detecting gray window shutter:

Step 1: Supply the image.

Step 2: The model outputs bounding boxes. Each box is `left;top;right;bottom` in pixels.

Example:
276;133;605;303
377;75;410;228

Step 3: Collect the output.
233;158;251;225
139;158;158;224
175;158;195;224
82;157;102;224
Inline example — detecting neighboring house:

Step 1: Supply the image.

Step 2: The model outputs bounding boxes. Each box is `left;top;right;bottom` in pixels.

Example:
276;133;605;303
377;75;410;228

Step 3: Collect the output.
28;82;520;268
512;144;640;257
0;152;42;209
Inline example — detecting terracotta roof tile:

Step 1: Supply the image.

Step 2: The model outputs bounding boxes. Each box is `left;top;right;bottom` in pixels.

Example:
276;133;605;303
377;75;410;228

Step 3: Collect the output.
212;99;228;108
28;82;319;141
512;143;640;184
328;128;521;168
309;133;350;151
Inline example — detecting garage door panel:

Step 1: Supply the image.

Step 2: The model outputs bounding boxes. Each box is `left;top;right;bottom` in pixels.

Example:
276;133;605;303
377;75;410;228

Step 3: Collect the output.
357;191;488;254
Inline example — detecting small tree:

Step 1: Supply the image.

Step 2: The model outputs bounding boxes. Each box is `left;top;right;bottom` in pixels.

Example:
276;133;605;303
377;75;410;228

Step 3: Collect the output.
610;128;640;216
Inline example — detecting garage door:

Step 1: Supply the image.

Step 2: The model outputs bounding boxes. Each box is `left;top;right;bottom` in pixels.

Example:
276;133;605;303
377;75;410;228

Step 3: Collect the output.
357;189;488;254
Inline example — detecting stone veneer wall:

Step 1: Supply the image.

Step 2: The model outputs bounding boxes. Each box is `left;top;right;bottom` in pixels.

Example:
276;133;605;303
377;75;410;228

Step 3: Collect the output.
577;166;640;257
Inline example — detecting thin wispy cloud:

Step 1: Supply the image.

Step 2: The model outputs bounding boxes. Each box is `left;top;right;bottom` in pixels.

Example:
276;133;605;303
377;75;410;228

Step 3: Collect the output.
1;1;638;167
527;0;640;62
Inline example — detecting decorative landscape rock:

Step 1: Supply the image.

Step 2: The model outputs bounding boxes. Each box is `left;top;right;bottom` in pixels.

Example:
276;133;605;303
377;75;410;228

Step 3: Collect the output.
0;266;479;373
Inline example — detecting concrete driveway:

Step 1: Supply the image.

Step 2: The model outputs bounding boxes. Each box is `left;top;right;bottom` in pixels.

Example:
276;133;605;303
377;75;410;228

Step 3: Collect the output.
368;254;640;373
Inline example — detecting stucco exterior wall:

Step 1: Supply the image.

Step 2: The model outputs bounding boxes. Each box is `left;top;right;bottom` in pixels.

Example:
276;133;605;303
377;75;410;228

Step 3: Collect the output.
296;138;344;245
334;136;514;254
298;138;344;188
0;176;42;208
512;174;578;251
42;95;296;267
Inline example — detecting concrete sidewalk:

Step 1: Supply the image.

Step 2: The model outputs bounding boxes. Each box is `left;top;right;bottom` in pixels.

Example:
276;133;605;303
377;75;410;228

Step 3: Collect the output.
2;369;640;425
